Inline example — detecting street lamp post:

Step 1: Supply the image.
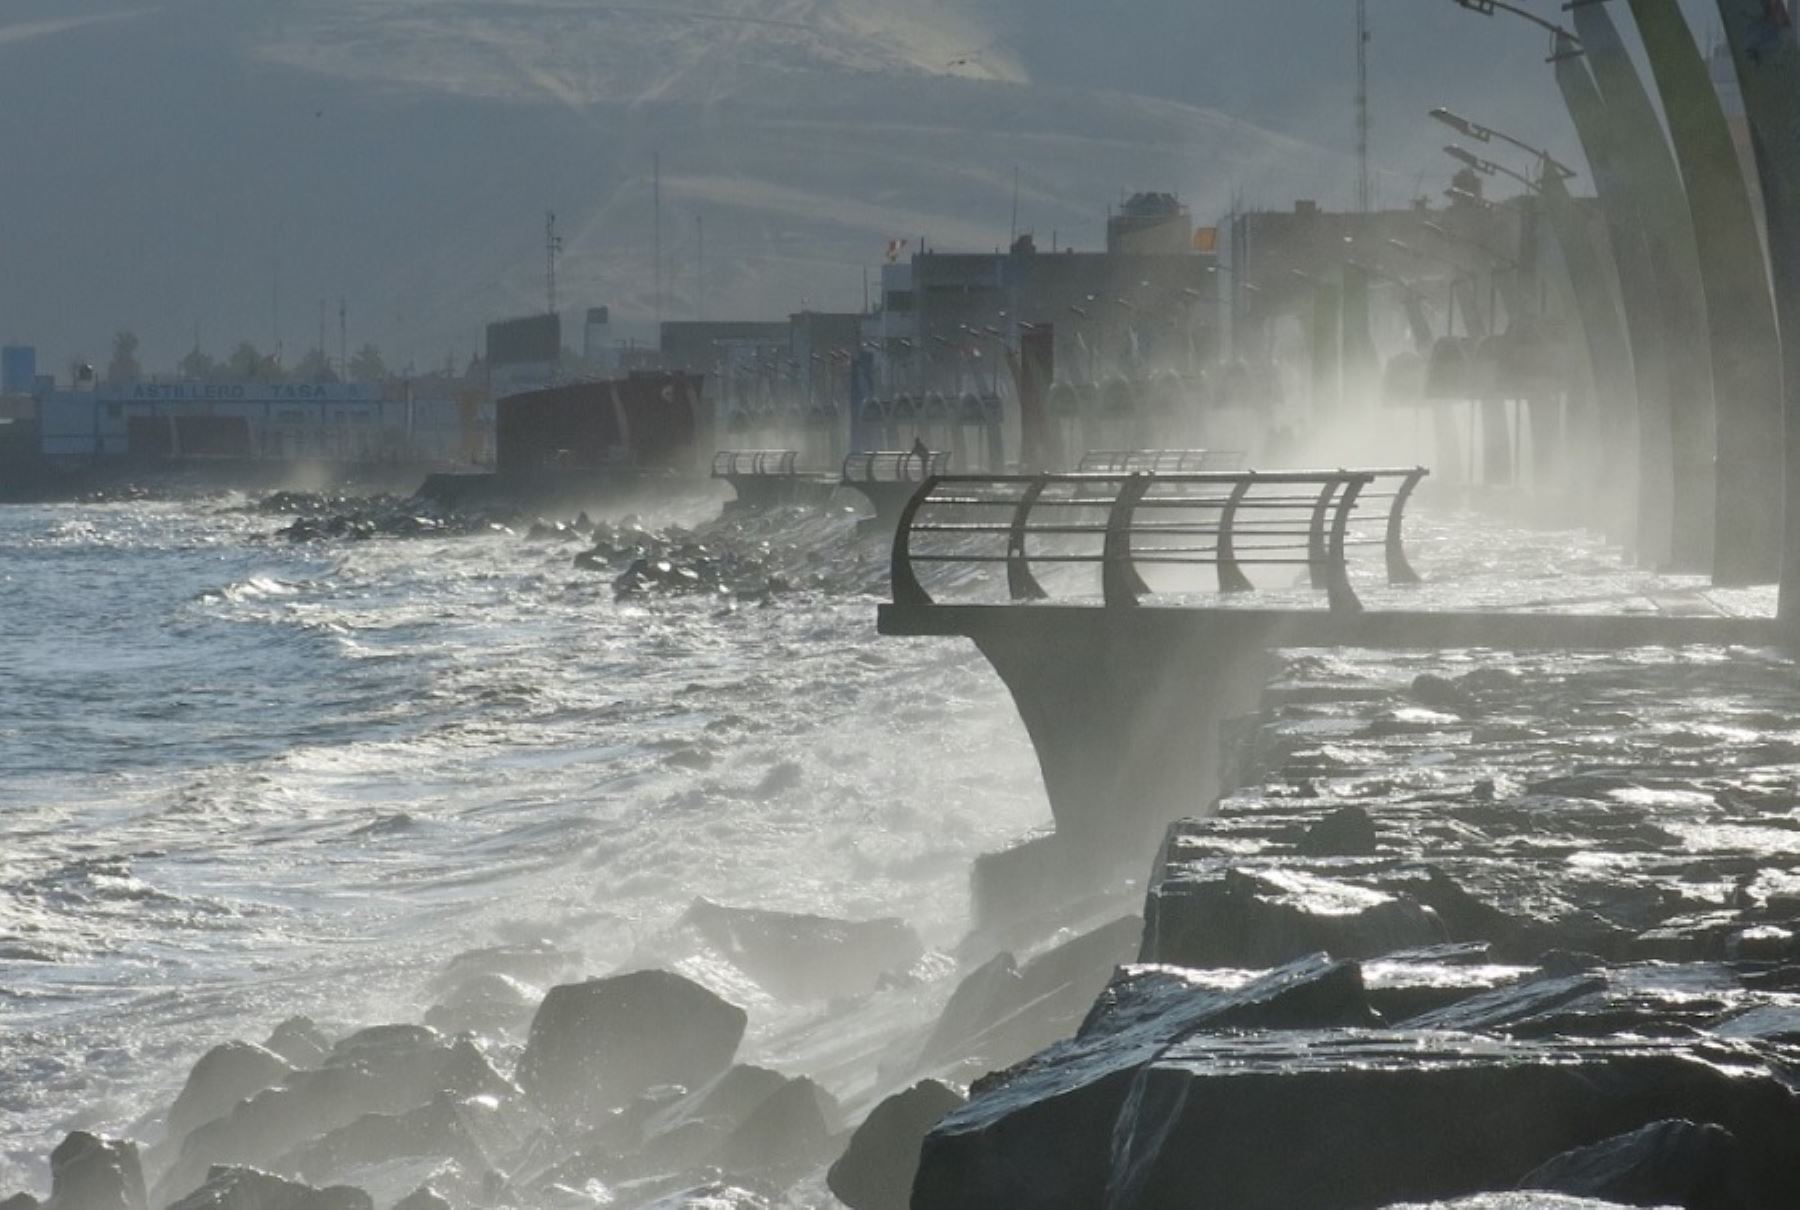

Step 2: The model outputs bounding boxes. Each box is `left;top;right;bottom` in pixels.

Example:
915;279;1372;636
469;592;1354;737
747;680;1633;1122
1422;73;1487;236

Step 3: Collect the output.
1445;0;1584;58
1444;144;1541;195
1431;108;1576;180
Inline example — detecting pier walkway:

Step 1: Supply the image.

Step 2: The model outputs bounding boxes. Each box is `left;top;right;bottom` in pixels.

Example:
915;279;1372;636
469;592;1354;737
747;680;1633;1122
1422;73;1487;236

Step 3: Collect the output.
877;467;1787;864
711;448;952;529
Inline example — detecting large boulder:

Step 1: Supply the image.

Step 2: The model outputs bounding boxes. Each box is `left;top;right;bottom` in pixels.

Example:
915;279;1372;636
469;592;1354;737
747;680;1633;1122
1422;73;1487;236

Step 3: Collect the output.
279;1094;505;1185
168;1044;294;1142
157;1069;390;1207
423;973;538;1039
323;1030;514;1105
637;1185;771;1210
163;1166;372;1210
153;1029;507;1210
913;957;1372;1208
1381;1199;1646;1209
262;1019;331;1070
1294;804;1381;857
645;1065;792;1143
431;942;571;996
515;969;747;1121
828;1081;965;1210
1519;1119;1754;1210
1141;866;1447;969
45;1133;145;1210
920;917;1143;1075
589;1067;789;1178
714;1075;840;1184
1101;1036;1800;1210
663;899;924;1002
389;1191;452;1210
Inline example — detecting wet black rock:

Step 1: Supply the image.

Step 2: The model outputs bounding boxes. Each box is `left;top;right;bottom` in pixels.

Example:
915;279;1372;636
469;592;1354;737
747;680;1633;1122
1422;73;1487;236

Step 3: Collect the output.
1518;1119;1754;1210
423;972;538;1038
714;1075;840;1183
667;899;924;1004
1100;1035;1800;1210
650;1065;792;1141
1358;944;1525;1020
827;1080;965;1210
1412;673;1479;715
1380;1198;1643;1209
1399;973;1610;1034
635;1184;772;1209
1400;964;1757;1043
263;1018;332;1070
267;493;503;543
1141;866;1447;968
158;1069;392;1206
168;1042;294;1142
431;941;570;993
380;1191;450;1210
281;1093;505;1185
157;1031;509;1207
45;1133;145;1210
515;969;747;1122
524;520;584;543
920;917;1142;1077
913;957;1371;1208
389;1189;452;1210
0;1195;39;1210
164;1165;373;1210
535;1064;827;1193
323;1028;515;1106
1295;804;1380;856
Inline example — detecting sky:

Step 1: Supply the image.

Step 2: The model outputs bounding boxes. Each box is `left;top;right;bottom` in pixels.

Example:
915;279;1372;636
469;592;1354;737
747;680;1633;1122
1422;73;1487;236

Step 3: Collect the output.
0;0;1732;377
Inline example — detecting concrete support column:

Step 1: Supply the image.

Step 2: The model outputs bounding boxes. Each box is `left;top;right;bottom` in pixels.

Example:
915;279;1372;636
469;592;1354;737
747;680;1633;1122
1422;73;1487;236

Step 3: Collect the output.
972;617;1274;866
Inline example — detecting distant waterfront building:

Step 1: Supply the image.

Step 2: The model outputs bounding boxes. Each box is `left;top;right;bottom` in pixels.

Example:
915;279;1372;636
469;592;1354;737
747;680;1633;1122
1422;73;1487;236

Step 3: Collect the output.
659;315;859;462
2;346;37;395
582;307;618;376
486;313;562;399
34;379;485;466
1226;194;1532;380
869;224;1222;399
1107;192;1195;255
495;372;701;475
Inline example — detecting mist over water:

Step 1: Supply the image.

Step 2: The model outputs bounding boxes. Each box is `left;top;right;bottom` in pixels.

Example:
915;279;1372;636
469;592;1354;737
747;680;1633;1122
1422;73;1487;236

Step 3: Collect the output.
2;485;1791;1203
0;499;1049;1195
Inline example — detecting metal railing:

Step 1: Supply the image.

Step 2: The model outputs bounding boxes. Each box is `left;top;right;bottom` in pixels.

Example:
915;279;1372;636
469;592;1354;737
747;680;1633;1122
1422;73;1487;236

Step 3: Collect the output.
842;449;952;483
891;467;1429;613
1076;449;1248;474
712;449;801;478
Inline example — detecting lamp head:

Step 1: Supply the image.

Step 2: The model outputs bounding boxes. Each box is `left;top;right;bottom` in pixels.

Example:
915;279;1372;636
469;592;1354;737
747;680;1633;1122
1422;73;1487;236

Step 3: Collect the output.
1444;145;1487;172
1430;107;1482;140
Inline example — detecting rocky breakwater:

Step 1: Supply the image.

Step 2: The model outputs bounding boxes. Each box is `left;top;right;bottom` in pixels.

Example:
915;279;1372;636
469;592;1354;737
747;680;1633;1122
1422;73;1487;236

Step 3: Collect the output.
571;505;887;603
260;491;521;542
916;648;1800;1208
260;488;892;604
0;954;839;1209
3;886;1106;1210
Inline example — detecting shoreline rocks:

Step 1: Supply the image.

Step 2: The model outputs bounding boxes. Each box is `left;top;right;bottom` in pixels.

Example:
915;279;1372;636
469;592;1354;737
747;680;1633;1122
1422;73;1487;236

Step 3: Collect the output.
515;969;748;1124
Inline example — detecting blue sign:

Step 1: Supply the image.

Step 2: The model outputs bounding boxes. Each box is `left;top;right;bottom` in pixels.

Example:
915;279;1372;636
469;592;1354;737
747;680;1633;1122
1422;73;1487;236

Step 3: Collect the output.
102;382;382;404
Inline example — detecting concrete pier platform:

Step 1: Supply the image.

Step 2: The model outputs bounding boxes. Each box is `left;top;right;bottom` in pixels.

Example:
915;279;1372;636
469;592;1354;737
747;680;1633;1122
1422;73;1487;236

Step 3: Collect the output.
881;602;1786;866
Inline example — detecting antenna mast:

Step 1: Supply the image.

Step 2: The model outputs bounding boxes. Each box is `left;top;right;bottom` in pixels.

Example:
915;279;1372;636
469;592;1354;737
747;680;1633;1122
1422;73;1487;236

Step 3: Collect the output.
1356;0;1372;212
652;152;663;334
545;210;562;316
